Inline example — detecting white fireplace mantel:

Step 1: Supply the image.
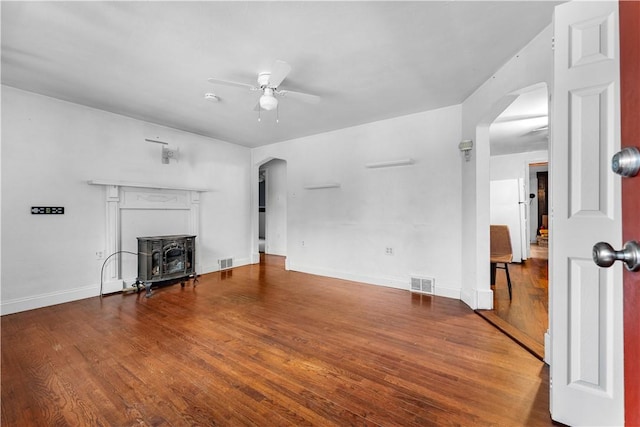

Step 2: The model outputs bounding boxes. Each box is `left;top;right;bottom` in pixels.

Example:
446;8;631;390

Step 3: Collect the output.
89;180;209;293
88;179;210;193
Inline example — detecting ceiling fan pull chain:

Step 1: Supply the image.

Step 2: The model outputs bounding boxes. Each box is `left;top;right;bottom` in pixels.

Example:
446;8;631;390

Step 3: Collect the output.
258;104;261;122
276;105;279;124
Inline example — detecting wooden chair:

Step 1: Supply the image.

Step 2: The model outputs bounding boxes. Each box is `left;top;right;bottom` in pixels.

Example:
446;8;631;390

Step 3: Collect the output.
490;225;513;300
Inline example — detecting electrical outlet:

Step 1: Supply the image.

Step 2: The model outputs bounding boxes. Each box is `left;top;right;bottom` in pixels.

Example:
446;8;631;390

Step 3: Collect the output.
385;247;394;255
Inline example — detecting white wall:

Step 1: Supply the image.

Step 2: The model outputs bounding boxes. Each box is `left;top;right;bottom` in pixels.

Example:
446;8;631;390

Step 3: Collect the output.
460;25;553;309
1;86;252;314
1;26;554;314
490;150;548;181
252;105;462;298
491;150;549;251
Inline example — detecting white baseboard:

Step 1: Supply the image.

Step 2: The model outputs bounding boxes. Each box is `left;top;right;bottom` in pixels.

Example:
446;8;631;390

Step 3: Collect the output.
288;263;460;301
544;331;551;365
2;258;466;315
1;285;98;316
199;262;219;274
460;288;476;309
289;262;405;289
475;288;494;310
435;285;462;300
200;257;251;274
460;287;493;310
102;279;125;294
1;256;257;315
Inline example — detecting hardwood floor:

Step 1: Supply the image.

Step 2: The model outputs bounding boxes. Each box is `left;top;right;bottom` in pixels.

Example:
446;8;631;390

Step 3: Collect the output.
2;255;556;426
477;245;549;360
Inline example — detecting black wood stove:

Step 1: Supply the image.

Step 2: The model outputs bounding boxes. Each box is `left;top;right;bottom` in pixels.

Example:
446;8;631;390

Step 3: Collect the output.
135;234;196;297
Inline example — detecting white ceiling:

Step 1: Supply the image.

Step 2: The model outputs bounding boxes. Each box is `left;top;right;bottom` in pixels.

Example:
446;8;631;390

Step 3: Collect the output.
490;85;549;156
1;1;561;149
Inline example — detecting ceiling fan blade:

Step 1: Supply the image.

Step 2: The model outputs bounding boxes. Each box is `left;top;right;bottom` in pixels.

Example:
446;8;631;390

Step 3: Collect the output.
278;89;321;105
268;60;291;88
207;77;257;91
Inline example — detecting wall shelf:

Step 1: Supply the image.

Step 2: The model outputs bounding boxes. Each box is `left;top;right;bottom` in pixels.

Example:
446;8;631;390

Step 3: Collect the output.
304;183;341;190
365;158;414;168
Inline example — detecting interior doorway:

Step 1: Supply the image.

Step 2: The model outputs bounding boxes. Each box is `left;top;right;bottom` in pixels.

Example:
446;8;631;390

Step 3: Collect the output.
529;162;549;251
257;159;287;258
258;169;266;253
482;83;550;360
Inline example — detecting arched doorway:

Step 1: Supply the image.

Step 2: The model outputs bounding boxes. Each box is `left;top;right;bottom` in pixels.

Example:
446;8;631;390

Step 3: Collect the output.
252;157;288;265
475;82;551;361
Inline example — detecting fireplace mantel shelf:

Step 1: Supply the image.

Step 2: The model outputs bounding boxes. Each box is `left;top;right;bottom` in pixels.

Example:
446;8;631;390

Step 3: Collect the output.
88;179;210;192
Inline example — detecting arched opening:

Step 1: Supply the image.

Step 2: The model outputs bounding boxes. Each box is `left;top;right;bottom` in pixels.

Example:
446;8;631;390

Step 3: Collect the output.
476;82;550;360
252;157;288;266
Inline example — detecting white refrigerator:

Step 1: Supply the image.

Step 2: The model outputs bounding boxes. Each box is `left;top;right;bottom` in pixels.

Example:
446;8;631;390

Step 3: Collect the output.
490;178;528;262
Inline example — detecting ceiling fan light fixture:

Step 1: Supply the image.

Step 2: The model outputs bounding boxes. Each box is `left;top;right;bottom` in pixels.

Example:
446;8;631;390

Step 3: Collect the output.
259;88;278;111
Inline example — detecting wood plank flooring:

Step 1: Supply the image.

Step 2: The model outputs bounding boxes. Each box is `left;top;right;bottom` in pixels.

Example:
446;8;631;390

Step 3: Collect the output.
477;245;549;360
2;255;556;426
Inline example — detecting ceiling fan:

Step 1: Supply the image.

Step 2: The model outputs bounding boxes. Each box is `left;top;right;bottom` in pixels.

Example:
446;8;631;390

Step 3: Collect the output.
207;60;321;115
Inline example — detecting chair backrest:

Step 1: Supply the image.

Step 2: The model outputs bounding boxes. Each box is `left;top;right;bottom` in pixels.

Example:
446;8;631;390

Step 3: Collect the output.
490;225;513;259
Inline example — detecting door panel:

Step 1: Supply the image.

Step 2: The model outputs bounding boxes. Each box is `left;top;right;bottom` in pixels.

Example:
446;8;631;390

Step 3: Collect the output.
551;1;624;425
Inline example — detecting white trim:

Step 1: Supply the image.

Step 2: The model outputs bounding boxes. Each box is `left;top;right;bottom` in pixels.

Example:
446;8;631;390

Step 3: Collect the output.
200;257;251;274
89;182;206;290
460;288;477;309
288;262;461;300
102;279;125;294
475;288;494;310
88;179;210;192
1;285;97;316
460;287;494;310
251;252;261;264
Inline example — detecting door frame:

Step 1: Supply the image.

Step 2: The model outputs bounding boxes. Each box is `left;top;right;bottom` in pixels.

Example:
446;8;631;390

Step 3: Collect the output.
620;0;640;423
475;82;550;310
251;156;288;265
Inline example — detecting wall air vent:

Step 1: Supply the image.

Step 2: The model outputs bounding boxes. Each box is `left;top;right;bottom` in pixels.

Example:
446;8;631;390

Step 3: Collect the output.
410;276;435;295
219;258;233;270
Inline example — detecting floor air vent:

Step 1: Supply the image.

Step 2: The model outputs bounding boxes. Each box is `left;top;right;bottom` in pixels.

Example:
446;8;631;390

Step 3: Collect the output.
411;276;435;295
219;258;233;270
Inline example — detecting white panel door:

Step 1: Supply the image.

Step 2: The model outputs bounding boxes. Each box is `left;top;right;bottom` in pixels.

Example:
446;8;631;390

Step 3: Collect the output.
550;1;623;425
